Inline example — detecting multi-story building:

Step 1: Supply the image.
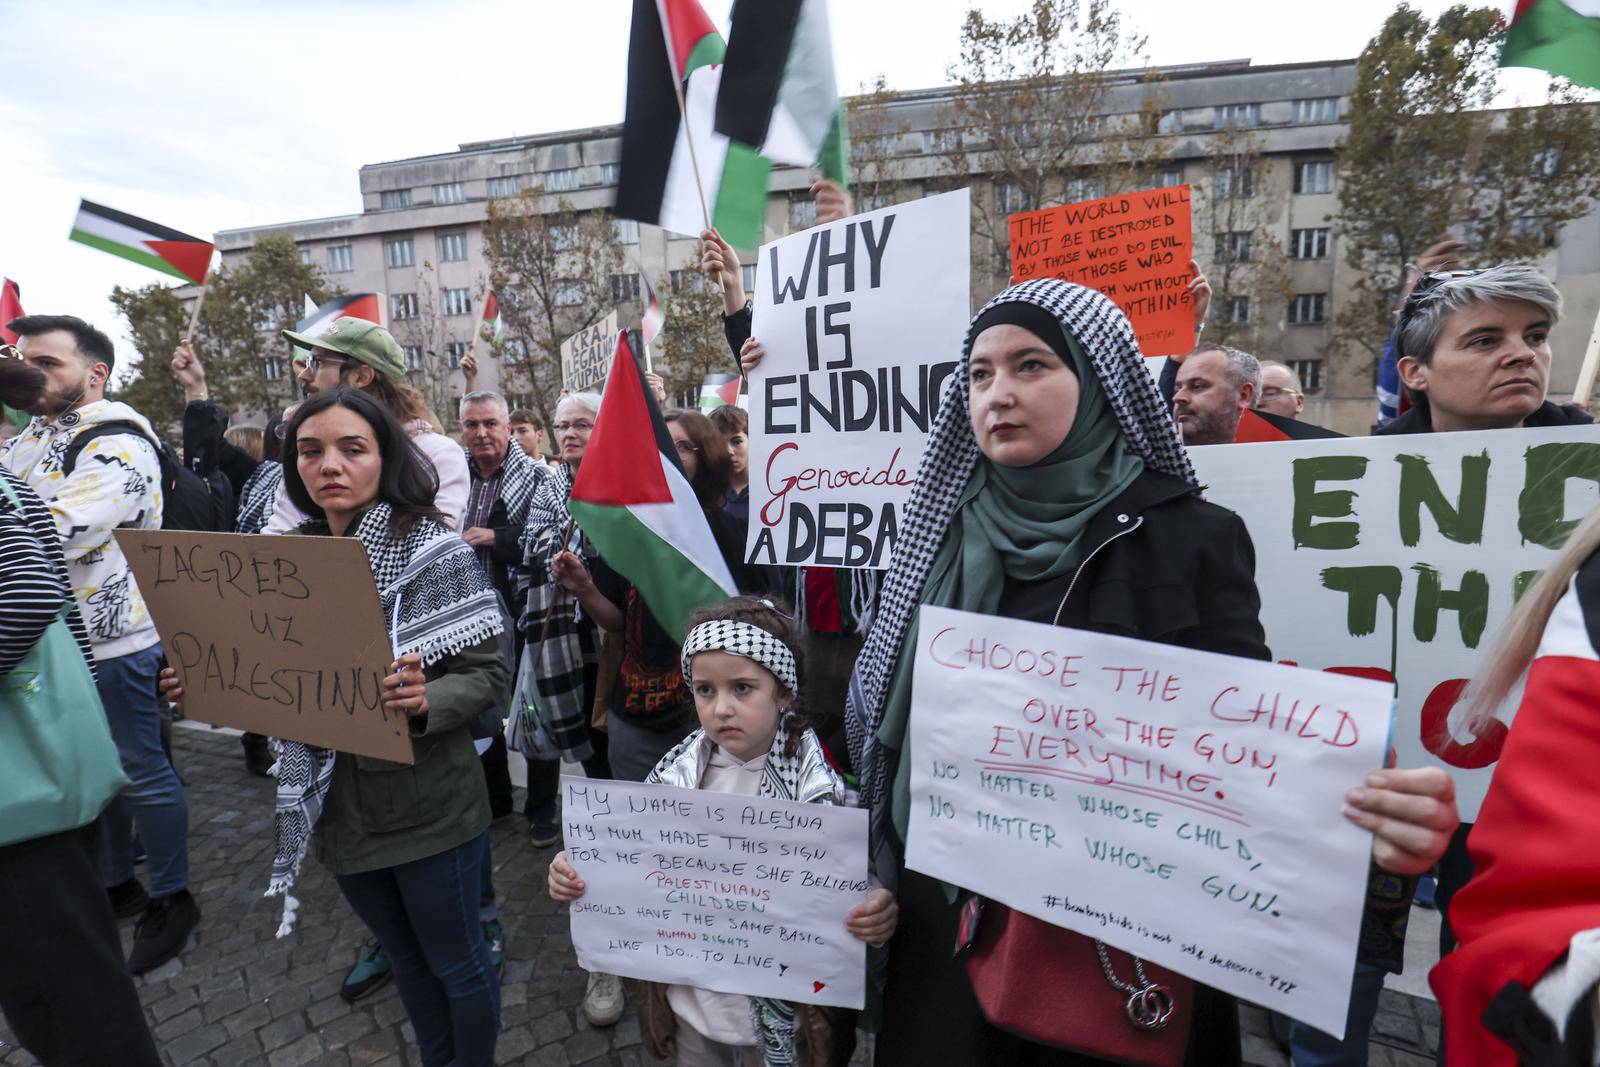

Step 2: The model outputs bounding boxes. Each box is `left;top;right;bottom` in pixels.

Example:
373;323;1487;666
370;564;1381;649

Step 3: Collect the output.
211;56;1600;434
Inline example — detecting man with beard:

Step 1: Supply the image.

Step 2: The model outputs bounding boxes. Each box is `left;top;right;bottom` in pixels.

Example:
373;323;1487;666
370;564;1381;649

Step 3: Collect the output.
1172;343;1261;445
1;315;201;975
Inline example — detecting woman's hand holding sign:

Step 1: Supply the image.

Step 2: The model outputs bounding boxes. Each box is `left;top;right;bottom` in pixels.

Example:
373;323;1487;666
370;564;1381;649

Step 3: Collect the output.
846;888;899;947
382;653;429;719
1346;765;1459;876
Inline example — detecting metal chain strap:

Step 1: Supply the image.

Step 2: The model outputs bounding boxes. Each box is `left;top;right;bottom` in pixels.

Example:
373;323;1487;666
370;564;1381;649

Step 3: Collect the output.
1094;939;1176;1032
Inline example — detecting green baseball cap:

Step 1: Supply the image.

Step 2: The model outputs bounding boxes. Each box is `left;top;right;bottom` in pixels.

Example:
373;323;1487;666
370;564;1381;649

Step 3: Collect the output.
281;317;406;381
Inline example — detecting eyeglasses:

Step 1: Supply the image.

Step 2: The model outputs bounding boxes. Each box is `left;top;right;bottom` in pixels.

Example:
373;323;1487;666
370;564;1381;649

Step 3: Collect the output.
552;420;593;433
1258;386;1302;400
674;440;700;456
305;353;348;373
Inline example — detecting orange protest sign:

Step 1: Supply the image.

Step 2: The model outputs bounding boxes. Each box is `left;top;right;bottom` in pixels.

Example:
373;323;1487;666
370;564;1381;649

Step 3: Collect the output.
1008;185;1194;357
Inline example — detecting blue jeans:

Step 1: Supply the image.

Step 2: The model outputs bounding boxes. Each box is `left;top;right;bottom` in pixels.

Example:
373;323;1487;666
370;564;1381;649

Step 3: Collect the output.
336;833;500;1067
95;643;189;896
1280;962;1388;1067
478;833;496;923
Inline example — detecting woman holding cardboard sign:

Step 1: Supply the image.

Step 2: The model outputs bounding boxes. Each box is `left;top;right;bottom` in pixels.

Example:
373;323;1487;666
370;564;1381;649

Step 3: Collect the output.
160;388;508;1067
743;279;1460;1064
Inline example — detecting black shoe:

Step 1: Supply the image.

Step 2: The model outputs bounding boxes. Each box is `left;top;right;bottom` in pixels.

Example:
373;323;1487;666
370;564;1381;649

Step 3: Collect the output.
108;877;149;919
528;810;562;848
241;734;275;778
128;890;200;974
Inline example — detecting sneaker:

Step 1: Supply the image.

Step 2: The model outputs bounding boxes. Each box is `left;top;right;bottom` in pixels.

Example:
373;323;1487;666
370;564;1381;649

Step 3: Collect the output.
107;877;149;919
528;811;561;849
128;890;200;974
582;971;625;1027
241;734;276;778
483;919;505;977
340;939;393;1003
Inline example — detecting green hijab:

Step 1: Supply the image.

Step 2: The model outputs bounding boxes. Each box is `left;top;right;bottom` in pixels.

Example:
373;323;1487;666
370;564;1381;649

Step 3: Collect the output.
884;302;1146;843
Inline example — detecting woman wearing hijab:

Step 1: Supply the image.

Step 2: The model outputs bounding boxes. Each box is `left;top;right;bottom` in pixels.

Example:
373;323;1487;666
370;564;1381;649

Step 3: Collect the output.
833;280;1459;1064
162;388;508;1067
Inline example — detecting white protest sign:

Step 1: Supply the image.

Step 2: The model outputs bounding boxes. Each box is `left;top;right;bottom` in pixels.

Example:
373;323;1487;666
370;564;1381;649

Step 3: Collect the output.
747;189;970;570
561;776;869;1009
906;605;1392;1037
1190;426;1600;818
561;310;620;393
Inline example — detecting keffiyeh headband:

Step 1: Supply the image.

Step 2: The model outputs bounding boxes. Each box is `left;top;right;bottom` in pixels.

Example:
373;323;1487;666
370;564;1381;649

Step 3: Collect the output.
680;620;799;694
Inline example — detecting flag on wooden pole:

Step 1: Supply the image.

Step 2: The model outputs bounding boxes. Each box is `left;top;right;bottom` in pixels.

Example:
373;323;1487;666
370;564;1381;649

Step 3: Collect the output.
296;294;385;339
69;200;214;284
1500;0;1600;90
640;270;665;349
482;290;505;341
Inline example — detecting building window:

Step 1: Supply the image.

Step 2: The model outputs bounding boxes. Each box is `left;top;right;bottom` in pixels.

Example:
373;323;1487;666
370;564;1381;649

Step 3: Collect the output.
1291;97;1340;124
1532;148;1562;177
596;163;621;185
1225;295;1250;324
611;273;641;303
264;357;285;380
445;341;468;368
921;129;959;154
503;339;527;364
741;263;757;292
1288;358;1324;393
1158;167;1184;187
402;345;423;370
996;181;1034;215
1215;167;1253;199
443;288;472;316
1213;103;1260;128
1214;231;1252;263
613;218;639;245
545;167;581;192
385;238;414;268
439;233;468;262
380;189;412;210
669;269;708;294
860;192;895;212
1065;178;1103;203
1288;293;1328;325
327;246;353;273
549;223;580;251
554;281;583;307
1293;161;1334;195
391;293;419;320
297;247;312;264
1290;227;1331;259
1516;215;1559;248
432;182;466;205
788;198;816;231
487;175;526;198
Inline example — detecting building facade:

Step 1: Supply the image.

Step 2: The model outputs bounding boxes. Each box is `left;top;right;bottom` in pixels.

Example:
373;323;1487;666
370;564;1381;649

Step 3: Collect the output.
213;57;1600;434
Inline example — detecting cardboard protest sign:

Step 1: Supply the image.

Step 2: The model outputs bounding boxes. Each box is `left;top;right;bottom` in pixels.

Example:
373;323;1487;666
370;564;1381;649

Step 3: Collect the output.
747;189;970;570
1191;426;1600;819
906;605;1391;1037
117;530;411;763
561;310;620;393
1009;185;1194;356
562;776;869;1009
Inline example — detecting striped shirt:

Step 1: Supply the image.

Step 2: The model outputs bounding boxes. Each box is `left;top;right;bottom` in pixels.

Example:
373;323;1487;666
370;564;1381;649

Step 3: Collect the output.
0;465;95;678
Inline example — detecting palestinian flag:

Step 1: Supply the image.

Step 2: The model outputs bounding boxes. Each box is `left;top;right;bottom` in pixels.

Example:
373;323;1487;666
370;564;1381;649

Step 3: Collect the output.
569;330;737;640
482;290;505;340
1;278;23;345
69;200;214;285
617;0;774;250
641;269;665;348
699;373;741;412
296;293;385;338
1500;0;1600;90
716;0;850;183
1233;408;1346;443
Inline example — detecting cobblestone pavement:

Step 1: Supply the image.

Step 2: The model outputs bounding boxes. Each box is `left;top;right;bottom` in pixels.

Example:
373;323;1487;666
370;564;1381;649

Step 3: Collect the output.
0;727;1441;1066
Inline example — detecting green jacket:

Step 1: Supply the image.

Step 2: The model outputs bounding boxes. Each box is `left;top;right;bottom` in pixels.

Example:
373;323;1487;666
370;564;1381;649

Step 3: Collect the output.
313;636;506;875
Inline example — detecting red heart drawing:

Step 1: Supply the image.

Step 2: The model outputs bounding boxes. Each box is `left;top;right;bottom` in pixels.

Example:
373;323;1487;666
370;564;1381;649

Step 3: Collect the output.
813;981;826;993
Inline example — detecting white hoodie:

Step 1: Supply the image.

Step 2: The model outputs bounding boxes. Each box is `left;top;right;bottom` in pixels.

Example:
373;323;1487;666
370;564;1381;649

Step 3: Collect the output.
264;425;469;533
0;399;163;661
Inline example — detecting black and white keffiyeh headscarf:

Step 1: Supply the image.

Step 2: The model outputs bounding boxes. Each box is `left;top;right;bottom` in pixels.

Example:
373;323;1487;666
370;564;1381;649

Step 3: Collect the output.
235;461;284;535
265;503;504;935
845;280;1195;847
468;438;548;532
680;619;800;693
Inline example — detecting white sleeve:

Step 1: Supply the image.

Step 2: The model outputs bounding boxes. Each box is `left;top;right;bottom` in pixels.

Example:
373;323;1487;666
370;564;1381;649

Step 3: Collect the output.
263;477;309;535
414;433;470;531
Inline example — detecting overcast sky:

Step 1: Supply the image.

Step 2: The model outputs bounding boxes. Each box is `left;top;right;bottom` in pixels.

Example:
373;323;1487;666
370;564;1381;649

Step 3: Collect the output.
2;0;1548;377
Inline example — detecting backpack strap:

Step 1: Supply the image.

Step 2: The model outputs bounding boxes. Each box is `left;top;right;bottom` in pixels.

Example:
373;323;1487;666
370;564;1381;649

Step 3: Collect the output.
61;420;159;478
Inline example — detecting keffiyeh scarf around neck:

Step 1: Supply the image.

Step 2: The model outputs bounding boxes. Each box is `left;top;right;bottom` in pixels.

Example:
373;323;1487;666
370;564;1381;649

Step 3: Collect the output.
845;280;1197;877
264;503;503;935
468;438;548;531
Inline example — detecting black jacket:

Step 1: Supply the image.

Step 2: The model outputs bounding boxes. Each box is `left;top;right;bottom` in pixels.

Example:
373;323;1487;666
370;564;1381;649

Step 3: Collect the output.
1377;396;1593;436
1002;469;1270;663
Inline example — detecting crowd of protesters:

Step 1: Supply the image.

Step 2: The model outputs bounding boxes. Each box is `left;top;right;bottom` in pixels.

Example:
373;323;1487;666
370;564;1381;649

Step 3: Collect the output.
0;167;1595;1067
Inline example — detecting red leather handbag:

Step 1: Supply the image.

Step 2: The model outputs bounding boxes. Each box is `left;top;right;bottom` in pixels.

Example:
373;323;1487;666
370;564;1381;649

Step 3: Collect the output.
964;903;1193;1066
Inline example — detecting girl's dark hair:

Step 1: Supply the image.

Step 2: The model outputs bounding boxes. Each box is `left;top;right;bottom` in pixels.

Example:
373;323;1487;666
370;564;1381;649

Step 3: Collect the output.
707;404;747;436
684;595;813;756
262;407;285;465
666;409;731;512
280;388;445;537
0;358;46;411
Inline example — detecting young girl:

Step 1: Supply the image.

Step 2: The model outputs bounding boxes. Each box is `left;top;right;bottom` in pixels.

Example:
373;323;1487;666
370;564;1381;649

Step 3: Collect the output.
548;596;897;1066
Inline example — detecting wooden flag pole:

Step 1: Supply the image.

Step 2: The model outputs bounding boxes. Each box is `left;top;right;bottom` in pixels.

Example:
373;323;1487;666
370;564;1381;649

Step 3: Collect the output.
1571;304;1600;409
183;270;213;342
655;9;716;294
468;289;489;365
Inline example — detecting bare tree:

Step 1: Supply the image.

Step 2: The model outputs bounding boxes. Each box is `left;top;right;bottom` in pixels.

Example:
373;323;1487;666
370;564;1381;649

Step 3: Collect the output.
1192;122;1293;352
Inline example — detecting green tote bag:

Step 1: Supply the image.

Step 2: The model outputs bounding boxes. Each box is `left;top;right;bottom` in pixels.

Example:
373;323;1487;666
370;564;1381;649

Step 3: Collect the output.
0;478;128;846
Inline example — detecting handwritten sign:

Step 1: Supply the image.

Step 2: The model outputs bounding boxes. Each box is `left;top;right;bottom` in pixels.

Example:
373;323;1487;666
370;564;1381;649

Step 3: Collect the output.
747;189;970;570
1009;185;1194;356
561;310;620;393
561;776;868;1009
906;605;1391;1037
1190;426;1600;819
116;530;410;763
